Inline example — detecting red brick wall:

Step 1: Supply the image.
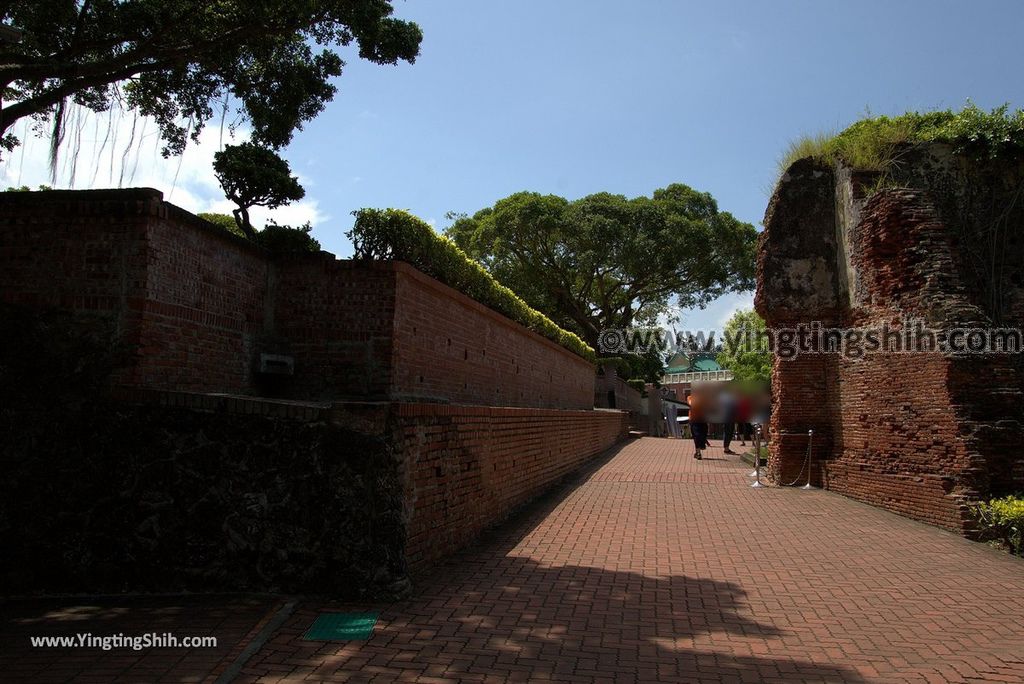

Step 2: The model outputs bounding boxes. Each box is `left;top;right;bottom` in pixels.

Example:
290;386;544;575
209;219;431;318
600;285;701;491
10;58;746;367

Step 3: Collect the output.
273;256;397;399
0;189;270;393
393;403;630;573
391;263;595;409
0;189;153;385
767;350;835;487
134;205;269;392
1;189;597;408
594;373;643;414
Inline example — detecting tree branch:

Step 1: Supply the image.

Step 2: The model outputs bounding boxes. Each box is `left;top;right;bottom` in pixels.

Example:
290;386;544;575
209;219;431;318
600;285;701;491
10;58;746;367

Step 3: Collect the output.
1;58;175;132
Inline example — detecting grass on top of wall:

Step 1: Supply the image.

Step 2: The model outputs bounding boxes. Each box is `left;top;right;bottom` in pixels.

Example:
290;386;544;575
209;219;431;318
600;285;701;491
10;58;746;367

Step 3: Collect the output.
776;103;1024;181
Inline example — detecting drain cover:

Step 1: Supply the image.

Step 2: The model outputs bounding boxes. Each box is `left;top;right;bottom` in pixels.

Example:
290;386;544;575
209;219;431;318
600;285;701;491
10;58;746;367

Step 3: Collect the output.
302;612;379;641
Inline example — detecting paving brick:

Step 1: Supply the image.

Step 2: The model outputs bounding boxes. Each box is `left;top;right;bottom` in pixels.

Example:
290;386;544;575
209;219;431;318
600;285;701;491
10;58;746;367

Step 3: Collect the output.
237;437;1024;683
5;437;1022;682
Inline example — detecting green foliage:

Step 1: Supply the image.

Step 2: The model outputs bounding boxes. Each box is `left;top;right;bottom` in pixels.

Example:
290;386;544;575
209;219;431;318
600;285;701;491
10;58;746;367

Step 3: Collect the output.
626;378;647;393
597;356;633;377
198;211;245;238
445;185;757;348
974;494;1024;555
257;221;321;254
716;309;771;384
778;104;1024;179
5;184;53;192
1;1;422;158
199;212;319;254
348;208;595;362
213;143;304;238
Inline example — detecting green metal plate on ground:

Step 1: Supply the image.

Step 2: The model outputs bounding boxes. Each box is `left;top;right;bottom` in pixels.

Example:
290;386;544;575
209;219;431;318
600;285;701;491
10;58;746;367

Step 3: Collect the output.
302;612;378;641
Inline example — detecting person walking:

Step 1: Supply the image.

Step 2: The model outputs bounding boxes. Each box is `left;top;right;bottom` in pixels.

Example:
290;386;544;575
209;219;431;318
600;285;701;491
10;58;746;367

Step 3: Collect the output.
687;388;709;460
721;387;738;455
737;391;753;447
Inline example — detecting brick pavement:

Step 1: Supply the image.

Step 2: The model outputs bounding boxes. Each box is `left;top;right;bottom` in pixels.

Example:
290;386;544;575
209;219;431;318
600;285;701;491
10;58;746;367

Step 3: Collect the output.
4;437;1024;683
235;437;1024;683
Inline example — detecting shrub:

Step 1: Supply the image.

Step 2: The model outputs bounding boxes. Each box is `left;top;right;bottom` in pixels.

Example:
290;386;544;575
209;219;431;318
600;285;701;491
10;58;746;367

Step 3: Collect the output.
347;208;596;362
256;221;321;254
626;378;646;393
198;211;246;238
974;494;1024;555
198;213;320;254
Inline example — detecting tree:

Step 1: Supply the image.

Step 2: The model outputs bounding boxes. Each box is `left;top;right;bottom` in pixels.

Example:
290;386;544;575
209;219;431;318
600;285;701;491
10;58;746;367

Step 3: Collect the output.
716;309;771;384
445;184;757;350
212;143;303;239
0;1;422;157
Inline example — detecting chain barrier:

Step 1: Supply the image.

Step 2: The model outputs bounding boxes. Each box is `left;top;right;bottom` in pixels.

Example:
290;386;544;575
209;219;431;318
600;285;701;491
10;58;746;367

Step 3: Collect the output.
779;429;814;488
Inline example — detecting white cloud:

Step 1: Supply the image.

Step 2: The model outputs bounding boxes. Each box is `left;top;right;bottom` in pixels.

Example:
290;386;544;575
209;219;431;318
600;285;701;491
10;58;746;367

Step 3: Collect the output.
0;104;325;230
653;292;756;335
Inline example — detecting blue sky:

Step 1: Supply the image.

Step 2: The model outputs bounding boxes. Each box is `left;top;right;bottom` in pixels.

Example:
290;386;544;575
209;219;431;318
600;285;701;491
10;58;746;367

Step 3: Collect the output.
4;0;1023;332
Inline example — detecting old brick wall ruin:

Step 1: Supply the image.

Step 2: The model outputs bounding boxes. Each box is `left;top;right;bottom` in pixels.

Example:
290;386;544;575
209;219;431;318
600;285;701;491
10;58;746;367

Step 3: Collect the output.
756;144;1024;533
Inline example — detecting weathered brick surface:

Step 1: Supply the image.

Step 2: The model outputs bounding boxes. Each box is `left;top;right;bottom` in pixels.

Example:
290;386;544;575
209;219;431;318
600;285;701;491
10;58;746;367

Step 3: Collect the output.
134;205;270;393
757;148;1024;533
593;370;643;416
0;188;269;393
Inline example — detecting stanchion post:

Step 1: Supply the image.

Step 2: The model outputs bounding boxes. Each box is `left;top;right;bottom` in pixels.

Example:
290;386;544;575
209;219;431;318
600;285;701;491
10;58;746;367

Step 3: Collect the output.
800;428;815;490
748;426;758;478
751;423;765;488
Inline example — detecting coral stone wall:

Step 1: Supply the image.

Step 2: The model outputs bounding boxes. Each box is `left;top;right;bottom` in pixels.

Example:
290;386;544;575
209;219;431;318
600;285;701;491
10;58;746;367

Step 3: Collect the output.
1;388;407;598
756;146;1024;533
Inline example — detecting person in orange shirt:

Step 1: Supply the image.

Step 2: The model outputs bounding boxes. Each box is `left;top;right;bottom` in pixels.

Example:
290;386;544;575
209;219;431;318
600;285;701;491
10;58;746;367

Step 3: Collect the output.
687;387;709;460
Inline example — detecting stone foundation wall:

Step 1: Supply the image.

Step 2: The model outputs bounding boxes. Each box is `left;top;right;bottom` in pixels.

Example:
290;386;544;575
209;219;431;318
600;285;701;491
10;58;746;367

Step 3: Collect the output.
1;389;406;597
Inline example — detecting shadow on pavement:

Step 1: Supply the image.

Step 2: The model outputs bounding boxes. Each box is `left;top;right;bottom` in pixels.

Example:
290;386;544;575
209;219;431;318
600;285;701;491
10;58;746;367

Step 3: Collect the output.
242;443;864;682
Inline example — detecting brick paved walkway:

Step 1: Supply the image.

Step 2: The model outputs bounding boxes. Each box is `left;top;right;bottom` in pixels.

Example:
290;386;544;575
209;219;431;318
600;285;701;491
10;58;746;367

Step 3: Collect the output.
4;437;1024;682
236;437;1024;683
